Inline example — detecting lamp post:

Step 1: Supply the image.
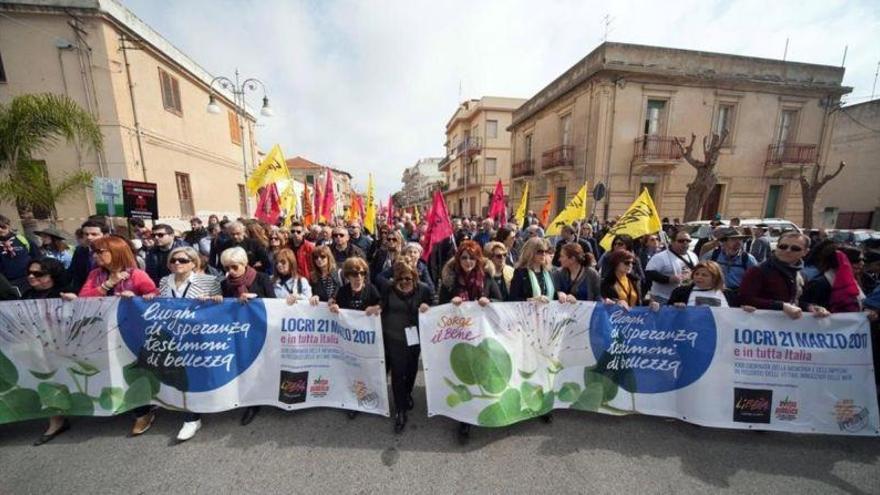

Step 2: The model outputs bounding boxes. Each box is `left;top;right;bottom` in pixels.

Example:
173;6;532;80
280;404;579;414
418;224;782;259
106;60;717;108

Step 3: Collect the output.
206;69;273;214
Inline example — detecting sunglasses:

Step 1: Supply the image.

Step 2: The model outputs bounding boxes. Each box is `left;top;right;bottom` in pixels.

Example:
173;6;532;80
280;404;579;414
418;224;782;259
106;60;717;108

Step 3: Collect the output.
492;253;506;259
315;255;327;260
153;232;168;238
398;277;414;282
91;248;108;254
270;237;281;241
535;249;549;255
27;270;48;277
387;238;399;243
676;239;691;244
776;244;804;252
348;271;366;277
621;260;634;266
170;258;192;265
332;233;346;238
292;230;303;234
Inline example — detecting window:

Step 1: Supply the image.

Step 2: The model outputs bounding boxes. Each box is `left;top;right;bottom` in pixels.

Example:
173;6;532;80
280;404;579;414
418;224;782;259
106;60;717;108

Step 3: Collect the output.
228;111;242;145
469;196;476;216
486;120;498;138
0;51;6;83
554;187;567;217
765;185;783;218
776;110;798;146
485;158;497;176
560;114;572;146
238;184;248;215
158;67;182;115
305;174;314;185
176;172;195;217
644;99;667;136
714;104;735;144
525;134;533;160
639;182;656;201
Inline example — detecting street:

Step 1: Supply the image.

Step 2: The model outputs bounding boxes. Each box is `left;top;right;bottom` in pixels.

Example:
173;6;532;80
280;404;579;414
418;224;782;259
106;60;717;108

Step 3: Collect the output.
1;376;877;495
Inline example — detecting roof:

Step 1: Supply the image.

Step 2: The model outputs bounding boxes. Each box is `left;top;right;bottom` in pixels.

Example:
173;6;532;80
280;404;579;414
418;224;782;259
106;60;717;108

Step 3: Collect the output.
512;41;851;127
0;0;256;119
286;156;352;178
445;96;526;131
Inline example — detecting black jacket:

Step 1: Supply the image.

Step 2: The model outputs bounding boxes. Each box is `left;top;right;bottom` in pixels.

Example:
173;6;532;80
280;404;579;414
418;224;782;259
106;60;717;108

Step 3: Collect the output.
437;258;502;303
508;267;555;301
211;238;270;272
332;282;381;310
600;272;643;304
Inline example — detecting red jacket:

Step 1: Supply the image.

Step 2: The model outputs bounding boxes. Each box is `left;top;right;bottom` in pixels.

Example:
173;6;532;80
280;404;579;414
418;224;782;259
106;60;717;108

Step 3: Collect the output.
79;268;157;297
291;240;314;280
739;259;809;311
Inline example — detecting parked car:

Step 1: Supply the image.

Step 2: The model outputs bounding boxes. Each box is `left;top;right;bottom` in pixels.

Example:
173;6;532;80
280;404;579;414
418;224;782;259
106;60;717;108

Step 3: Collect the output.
831;229;880;248
683;218;801;251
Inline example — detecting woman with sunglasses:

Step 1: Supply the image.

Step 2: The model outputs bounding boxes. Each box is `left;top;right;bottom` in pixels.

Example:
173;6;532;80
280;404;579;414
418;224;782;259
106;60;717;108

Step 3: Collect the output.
273;248;312;303
554;243;601;303
599;250;643;310
308;245;342;303
267;229;286;273
329;257;381;316
27;258;74;445
142;246;221;442
369;230;404;285
740;231;829;319
376;243;434;292
508;237;556;302
380;261;433;433
800;240;861;314
63;235;159;436
218;246;274;426
484;241;514;300
597;234;646;282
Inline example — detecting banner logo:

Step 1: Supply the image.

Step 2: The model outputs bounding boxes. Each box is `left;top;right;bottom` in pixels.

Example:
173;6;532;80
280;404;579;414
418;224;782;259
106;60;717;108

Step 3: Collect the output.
733;388;772;423
117;299;268;393
309;376;330;398
279;371;309;404
775;397;799;421
834;399;869;432
351;380;379;410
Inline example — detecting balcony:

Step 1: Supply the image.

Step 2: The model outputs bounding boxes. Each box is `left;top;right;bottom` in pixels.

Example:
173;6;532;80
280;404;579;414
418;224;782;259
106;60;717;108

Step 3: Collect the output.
631;135;684;173
512;159;536;179
454;136;483;159
766;143;817;167
541;145;574;172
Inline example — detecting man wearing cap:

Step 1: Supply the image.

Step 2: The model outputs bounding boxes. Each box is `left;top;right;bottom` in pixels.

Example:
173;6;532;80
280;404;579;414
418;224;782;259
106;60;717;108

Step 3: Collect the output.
749;223;772;263
34;227;73;269
701;227;758;304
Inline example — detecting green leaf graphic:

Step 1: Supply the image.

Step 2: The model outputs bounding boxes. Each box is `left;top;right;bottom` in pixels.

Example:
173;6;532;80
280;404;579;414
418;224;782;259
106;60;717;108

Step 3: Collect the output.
450;343;482;385
572;382;605;412
98;387;125;412
68;392;95;416
477;388;524;427
446;393;462;408
0;388;42;420
122;376;154;410
0;349;19;393
123;364;160;395
37;382;72;411
473;338;512;394
518;369;536;379
29;369;57;380
520;382;544;413
585;368;618;403
69;360;100;377
558;382;581;402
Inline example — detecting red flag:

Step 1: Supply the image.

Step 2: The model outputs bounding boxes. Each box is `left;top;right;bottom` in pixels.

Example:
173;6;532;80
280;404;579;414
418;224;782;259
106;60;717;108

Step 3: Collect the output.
356;193;365;222
539;191;553;227
420;190;453;262
255;183;282;225
322;169;336;222
314;180;323;222
487;180;506;224
302;182;314;227
387;195;395;227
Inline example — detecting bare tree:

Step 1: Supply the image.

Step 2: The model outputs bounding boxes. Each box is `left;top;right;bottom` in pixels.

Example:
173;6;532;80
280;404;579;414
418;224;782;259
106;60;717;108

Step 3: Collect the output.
673;130;728;222
799;161;845;229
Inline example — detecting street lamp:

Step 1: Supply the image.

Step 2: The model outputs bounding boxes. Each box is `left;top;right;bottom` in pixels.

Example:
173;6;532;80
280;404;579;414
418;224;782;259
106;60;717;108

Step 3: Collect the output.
206;69;273;213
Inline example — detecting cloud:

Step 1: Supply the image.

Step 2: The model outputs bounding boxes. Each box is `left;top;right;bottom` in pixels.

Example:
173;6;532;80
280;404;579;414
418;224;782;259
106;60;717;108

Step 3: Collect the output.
122;0;879;200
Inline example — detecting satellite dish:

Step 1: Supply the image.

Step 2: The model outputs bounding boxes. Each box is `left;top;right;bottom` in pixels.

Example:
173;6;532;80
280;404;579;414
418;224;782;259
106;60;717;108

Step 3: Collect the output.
592;182;606;201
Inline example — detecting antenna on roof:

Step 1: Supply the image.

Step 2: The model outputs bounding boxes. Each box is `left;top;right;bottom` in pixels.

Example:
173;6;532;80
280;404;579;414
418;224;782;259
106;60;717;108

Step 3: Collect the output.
458;80;462;102
602;14;615;42
872;60;879;100
783;37;789;61
841;45;848;67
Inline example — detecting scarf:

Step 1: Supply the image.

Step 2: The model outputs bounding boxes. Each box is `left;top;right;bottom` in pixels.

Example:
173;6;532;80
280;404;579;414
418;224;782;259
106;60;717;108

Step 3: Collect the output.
615;274;638;306
455;265;484;301
767;255;803;304
226;266;258;296
828;251;860;313
528;268;555;299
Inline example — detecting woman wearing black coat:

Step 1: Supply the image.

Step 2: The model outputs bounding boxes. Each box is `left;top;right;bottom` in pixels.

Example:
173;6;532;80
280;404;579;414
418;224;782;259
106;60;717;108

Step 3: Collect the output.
599;249;643;309
218;246;274;425
438;240;502;305
508;237;556;302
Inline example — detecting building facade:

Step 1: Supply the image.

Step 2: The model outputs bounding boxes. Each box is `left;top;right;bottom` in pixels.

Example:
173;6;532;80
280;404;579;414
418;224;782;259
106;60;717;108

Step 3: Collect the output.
286;156;353;218
509;42;851;225
818;99;880;229
441;96;525;218
400;157;444;210
0;0;263;231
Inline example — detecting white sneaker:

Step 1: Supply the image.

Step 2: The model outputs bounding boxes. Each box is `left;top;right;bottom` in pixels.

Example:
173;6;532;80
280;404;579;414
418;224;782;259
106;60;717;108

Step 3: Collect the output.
176;420;201;442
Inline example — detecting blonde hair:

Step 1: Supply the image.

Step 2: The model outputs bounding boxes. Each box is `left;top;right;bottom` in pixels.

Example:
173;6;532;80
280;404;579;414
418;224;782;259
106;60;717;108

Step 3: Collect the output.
517;237;551;269
167;246;201;271
693;261;725;291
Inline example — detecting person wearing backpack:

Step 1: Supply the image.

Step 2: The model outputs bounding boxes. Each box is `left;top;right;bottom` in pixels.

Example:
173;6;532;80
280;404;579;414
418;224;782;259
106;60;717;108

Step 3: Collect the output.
700;227;757;306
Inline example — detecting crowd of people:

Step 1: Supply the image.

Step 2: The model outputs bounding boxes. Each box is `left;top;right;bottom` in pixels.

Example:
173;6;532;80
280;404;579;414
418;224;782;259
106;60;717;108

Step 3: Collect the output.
0;208;877;446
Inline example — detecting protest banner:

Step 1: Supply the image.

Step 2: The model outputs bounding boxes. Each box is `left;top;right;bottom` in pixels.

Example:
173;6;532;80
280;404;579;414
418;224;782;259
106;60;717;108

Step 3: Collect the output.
419;302;878;436
0;298;388;423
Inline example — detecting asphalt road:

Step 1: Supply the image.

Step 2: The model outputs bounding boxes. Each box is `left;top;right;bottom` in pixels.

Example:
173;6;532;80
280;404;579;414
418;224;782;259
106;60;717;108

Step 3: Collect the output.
0;377;877;495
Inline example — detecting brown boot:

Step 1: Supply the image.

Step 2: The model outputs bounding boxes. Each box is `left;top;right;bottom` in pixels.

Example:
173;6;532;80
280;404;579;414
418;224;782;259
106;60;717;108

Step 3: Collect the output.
130;410;156;436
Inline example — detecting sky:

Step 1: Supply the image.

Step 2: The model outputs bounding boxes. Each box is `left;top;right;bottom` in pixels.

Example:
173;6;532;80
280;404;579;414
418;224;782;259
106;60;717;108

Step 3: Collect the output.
121;0;880;200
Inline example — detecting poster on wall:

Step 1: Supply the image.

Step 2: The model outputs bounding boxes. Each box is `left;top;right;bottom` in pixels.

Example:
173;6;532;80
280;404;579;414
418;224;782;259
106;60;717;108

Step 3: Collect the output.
122;180;159;220
92;177;124;217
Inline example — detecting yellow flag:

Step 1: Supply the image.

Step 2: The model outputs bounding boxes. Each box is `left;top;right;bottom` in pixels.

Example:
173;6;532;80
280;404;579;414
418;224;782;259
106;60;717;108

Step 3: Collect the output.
514;182;529;228
546;182;588;236
413;205;421;224
279;182;297;227
363;174;377;234
247;144;289;195
599;187;662;251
